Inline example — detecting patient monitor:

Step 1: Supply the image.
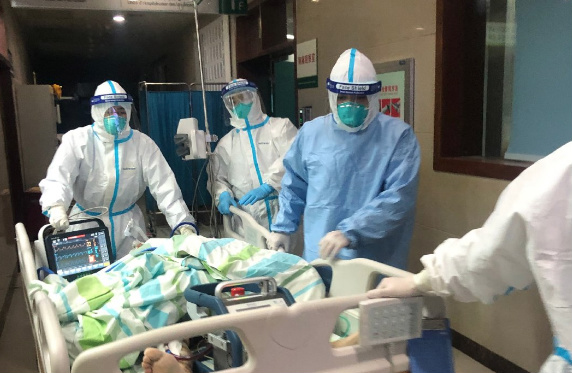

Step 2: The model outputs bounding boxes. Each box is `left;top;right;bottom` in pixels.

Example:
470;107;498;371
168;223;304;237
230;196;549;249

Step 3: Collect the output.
43;218;113;281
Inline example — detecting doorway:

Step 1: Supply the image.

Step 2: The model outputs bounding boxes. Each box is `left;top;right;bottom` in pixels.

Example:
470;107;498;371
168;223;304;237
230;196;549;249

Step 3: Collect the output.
272;54;296;126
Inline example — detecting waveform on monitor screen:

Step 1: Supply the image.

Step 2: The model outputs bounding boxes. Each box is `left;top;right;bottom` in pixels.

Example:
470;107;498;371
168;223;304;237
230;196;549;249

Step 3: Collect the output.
57;251;94;260
55;238;98;252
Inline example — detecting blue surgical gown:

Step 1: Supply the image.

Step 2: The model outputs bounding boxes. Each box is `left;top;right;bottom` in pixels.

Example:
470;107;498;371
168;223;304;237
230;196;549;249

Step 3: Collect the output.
272;113;420;268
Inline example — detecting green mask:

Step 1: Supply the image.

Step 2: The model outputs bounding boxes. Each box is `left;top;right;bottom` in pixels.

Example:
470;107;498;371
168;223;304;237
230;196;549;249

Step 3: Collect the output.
103;116;127;135
337;102;368;128
233;102;253;119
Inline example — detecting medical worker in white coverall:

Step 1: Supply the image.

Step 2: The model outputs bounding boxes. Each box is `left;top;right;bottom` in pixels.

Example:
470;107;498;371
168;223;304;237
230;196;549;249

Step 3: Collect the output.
369;142;572;373
40;80;197;260
208;79;298;231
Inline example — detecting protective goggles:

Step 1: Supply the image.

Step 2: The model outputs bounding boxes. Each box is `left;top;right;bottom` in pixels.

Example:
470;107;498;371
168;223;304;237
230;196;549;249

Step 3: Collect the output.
90;93;133;106
326;78;382;95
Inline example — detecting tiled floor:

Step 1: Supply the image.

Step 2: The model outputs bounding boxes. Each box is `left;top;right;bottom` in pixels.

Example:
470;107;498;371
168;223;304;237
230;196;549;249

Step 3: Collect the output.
0;237;17;307
0;276;39;373
454;349;495;373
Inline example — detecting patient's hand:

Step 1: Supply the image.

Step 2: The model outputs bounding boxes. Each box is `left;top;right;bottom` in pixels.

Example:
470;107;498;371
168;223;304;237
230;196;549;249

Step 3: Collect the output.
142;348;192;373
330;332;359;348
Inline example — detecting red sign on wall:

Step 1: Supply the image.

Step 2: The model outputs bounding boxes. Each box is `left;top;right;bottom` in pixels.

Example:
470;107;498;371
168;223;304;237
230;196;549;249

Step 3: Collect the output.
380;98;401;118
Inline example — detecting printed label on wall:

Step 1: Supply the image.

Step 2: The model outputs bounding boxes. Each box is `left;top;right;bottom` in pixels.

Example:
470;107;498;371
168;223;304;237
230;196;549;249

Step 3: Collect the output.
296;39;318;89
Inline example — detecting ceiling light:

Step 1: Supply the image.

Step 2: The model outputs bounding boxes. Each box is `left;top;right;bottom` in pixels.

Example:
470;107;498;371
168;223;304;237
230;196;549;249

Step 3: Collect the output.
311;0;319;2
113;15;125;23
286;34;295;40
415;27;425;31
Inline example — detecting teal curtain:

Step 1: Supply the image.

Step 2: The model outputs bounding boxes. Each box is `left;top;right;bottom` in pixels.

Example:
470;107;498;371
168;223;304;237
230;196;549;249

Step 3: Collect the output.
139;89;231;213
139;91;192;212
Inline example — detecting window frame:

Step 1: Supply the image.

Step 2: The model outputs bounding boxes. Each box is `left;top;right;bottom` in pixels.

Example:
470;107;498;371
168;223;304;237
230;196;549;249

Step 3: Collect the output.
433;0;531;181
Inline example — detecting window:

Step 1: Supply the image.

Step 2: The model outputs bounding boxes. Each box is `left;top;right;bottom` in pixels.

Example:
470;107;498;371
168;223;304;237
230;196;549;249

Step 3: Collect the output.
435;0;572;180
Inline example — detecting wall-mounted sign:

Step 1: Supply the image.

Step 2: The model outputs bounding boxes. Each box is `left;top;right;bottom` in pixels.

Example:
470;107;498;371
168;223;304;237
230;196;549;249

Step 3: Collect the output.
10;0;219;13
374;58;415;126
219;0;247;14
122;0;194;12
296;39;318;89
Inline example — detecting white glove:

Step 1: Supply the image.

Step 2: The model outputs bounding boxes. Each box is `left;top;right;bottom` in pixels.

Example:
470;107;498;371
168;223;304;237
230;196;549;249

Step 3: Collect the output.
178;225;197;236
266;232;291;252
366;275;421;298
319;230;350;259
49;205;69;231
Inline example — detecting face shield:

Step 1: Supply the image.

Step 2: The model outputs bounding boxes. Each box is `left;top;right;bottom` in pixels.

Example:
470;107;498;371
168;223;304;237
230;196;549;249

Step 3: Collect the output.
103;105;129;136
223;90;256;120
221;79;265;128
327;79;382;132
90;92;133;136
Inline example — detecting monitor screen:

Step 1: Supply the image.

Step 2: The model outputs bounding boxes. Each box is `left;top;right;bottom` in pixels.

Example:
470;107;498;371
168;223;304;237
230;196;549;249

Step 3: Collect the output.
49;230;111;277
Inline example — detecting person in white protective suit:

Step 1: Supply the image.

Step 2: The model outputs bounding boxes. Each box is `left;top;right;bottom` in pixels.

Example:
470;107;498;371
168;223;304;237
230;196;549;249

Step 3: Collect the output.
368;142;572;373
40;80;197;260
208;78;298;231
267;49;420;265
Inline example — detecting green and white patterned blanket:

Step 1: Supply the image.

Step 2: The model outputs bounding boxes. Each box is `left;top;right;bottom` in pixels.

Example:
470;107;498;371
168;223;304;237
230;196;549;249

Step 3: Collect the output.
29;235;325;369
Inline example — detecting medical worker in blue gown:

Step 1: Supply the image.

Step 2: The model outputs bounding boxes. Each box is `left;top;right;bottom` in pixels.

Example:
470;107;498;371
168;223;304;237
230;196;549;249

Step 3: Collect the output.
267;49;421;268
40;80;196;260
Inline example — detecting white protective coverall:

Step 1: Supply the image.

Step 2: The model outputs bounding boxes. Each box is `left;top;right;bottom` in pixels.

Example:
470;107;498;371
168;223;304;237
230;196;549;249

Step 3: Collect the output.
208;80;298;230
40;80;194;259
413;142;572;373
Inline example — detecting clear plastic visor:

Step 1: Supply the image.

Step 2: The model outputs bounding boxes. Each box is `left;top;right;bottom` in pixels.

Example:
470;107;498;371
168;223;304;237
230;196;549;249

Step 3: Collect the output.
104;105;128;119
336;94;369;106
223;90;255;113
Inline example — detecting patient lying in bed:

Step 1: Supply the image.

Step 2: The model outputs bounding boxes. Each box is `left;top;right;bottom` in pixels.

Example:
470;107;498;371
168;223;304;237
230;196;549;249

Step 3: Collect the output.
30;234;328;371
141;333;361;373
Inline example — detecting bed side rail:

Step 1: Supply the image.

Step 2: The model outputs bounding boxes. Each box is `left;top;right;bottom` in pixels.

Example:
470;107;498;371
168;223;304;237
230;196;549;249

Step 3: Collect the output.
222;205;270;250
16;223;70;373
72;294;404;373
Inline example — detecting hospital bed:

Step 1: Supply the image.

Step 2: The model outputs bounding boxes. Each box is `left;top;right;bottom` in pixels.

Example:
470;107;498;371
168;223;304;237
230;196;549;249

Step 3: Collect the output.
16;209;448;373
221;206;270;251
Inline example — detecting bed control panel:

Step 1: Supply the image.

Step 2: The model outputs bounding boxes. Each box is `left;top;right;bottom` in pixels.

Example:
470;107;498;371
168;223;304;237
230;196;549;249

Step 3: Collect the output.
358;297;423;346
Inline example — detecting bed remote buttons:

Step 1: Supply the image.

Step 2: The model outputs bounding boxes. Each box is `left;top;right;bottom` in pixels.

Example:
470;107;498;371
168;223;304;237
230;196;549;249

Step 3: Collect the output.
358;297;423;346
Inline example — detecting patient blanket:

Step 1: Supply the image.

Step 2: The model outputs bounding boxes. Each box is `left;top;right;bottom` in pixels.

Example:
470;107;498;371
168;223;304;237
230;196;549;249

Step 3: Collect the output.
29;235;325;369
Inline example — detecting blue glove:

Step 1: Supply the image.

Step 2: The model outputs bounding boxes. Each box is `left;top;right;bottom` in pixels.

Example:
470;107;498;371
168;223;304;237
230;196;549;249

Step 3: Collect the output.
218;191;238;215
239;184;274;206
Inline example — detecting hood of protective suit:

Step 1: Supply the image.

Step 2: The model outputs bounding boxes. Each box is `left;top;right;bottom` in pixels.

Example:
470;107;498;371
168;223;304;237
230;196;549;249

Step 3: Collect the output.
328;49;381;132
222;79;266;129
91;80;133;141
